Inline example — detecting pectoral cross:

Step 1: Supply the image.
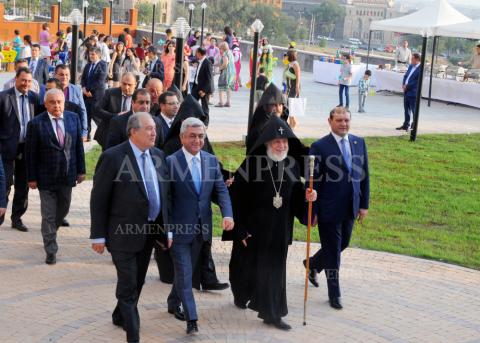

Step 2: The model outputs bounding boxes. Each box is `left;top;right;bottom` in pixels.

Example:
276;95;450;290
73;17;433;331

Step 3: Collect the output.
278;127;284;135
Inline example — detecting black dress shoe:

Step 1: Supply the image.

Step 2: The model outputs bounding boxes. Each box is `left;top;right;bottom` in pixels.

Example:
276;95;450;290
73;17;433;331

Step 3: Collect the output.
168;305;185;321
112;318;126;331
263;318;292;331
303;260;319;288
329;297;343;310
60;218;70;227
12;220;28;232
202;282;229;291
186;320;198;334
395;125;409;131
45;253;56;265
234;298;247;309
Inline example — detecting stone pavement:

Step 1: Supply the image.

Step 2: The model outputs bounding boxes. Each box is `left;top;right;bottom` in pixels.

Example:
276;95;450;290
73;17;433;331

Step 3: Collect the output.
1;181;480;343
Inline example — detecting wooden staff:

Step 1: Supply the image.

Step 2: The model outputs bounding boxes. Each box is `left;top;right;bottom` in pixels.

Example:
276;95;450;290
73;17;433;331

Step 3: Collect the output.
303;155;315;326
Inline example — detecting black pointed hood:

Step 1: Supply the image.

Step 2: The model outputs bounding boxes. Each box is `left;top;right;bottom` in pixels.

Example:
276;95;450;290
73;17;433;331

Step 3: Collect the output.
248;116;301;156
167;84;184;104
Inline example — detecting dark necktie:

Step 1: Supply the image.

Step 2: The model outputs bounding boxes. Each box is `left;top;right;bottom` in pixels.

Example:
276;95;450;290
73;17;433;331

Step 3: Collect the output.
54;118;65;147
122;95;130;112
20;95;28;140
88;63;96;79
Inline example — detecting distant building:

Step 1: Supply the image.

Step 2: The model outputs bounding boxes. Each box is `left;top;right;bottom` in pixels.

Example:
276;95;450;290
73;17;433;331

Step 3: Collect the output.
113;0;172;25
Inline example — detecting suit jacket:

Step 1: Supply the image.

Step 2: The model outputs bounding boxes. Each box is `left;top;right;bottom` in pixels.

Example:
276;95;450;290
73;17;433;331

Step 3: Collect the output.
90;141;171;252
94;87;123;148
166;149;232;243
104;110;165;150
402;64;421;98
25;111;85;190
62;84;88;137
0;88;40;160
0;156;6;208
32;58;49;85
192;57;213;95
81;60;108;99
310;133;369;223
141;58;165;88
156;114;170;140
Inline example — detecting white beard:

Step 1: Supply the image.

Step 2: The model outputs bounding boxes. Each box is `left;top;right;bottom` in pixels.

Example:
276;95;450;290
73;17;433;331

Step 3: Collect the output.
266;146;288;162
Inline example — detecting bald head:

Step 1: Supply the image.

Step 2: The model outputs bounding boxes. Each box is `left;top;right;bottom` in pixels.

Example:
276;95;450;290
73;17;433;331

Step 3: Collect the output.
146;78;164;105
121;72;137;97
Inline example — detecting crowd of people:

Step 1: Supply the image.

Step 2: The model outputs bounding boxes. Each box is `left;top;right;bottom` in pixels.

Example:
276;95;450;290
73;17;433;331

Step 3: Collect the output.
0;23;370;343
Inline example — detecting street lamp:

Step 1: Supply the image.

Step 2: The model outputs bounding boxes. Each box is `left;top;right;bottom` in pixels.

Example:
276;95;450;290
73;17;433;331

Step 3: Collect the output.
70;9;83;84
247;19;264;133
188;3;195;28
57;0;62;32
172;17;190;89
109;0;114;36
200;2;207;46
82;1;89;37
151;0;158;44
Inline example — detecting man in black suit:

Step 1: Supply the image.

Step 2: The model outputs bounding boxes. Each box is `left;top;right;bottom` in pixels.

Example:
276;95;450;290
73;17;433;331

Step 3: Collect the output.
142;46;165;88
94;72;137;150
191;47;213;123
25;89;85;264
157;91;179;139
90;112;171;343
105;88;164;150
81;47;108;141
30;44;49;86
0;68;40;231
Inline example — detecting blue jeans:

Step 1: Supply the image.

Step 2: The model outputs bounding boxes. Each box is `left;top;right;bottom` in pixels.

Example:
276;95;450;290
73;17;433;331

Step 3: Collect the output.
339;84;350;107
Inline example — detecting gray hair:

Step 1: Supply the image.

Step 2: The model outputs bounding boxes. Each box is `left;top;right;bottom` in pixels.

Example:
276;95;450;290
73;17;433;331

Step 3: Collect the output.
180;117;205;135
126;112;154;137
121;72;137;83
44;88;65;103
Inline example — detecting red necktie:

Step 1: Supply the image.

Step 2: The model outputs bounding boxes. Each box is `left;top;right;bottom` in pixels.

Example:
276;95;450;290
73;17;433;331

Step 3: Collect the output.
54;118;65;147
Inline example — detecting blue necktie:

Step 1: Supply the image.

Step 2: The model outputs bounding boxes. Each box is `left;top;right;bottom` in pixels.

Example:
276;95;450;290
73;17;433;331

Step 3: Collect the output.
340;138;352;173
29;60;37;73
21;95;28;140
88;63;96;79
191;157;201;194
142;152;160;220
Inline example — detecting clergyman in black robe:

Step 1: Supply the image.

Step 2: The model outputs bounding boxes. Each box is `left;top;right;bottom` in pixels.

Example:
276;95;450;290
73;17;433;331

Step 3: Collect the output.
223;116;316;330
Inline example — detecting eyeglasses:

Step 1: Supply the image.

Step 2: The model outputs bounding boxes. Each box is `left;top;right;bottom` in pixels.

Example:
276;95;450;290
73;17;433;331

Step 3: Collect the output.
166;102;179;105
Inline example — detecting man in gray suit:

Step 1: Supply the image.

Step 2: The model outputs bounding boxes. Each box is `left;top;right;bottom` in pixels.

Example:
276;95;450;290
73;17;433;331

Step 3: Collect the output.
166;117;234;335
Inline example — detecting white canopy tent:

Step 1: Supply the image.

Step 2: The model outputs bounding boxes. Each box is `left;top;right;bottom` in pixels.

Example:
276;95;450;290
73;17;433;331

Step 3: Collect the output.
366;0;471;141
436;19;480;39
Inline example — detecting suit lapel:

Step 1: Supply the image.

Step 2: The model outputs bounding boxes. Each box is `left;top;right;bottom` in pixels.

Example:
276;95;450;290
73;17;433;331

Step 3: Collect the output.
125;143;149;200
199;151;207;196
28;92;35;120
42;113;63;150
328;133;350;173
8;90;21;124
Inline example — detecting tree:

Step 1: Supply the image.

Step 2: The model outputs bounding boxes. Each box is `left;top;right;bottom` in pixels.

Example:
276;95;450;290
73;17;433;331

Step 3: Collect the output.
310;0;345;37
136;0;153;26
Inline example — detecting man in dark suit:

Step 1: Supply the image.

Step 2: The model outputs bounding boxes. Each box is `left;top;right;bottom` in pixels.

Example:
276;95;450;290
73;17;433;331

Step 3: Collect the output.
166;117;233;334
305;106;370;310
91;112;171;343
0;158;6;219
25;89;85;264
191;47;213;122
397;52;421;131
81;46;108;141
157;91;179;139
141;46;165;88
105;89;164;150
0;68;40;231
94;72;137;150
30;44;50;86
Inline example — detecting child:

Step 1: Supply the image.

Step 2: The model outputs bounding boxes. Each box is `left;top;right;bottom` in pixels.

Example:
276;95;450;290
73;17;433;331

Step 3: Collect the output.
338;54;352;108
358;70;372;113
255;67;269;103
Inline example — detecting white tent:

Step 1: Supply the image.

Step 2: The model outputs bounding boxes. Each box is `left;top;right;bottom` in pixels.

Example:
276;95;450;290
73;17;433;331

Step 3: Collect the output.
436;19;480;39
369;0;471;37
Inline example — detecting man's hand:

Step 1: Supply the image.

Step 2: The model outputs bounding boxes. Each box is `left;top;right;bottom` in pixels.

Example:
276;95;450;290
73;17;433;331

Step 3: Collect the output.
222;217;234;231
92;243;105;254
242;233;252;247
0;208;6;217
305;188;317;202
225;176;234;187
402;85;407;92
28;181;37;189
198;90;206;98
77;174;86;184
357;209;368;224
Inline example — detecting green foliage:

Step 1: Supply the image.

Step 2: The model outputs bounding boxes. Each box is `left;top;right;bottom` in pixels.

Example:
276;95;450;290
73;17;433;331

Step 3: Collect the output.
136;0;153;26
309;0;346;37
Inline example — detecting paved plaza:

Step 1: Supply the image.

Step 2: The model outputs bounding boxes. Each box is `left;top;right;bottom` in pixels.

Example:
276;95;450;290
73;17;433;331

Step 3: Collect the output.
1;63;480;342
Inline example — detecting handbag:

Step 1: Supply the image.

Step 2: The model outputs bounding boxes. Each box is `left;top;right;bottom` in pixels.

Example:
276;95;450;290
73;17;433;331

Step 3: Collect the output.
288;97;307;117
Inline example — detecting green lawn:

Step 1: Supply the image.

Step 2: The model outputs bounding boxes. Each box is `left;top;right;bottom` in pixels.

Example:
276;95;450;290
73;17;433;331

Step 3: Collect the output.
86;134;480;269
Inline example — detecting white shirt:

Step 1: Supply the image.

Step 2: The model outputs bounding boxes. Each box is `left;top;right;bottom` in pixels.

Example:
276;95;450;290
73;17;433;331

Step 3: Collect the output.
66;32;73;49
404;63;420;86
182;146;202;181
160;113;174;128
47;112;65;143
14;87;31;143
395;46;412;64
331;132;352;163
99;42;111;63
195;56;206;84
121;94;132;112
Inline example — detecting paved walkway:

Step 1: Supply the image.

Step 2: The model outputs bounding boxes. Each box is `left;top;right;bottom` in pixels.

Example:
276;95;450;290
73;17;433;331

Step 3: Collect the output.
1;181;479;343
